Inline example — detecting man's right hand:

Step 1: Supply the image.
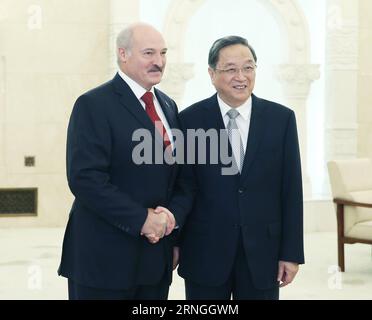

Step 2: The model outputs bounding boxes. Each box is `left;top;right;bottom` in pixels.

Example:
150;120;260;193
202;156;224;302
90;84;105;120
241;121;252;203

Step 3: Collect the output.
154;206;176;236
140;208;168;243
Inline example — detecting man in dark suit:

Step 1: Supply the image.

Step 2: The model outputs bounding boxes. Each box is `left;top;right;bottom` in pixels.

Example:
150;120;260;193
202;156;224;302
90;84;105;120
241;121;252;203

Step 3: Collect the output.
169;36;304;300
58;23;181;300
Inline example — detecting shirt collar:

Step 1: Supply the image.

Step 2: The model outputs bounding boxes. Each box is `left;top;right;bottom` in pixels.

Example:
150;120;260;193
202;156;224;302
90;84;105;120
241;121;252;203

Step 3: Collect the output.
217;94;252;121
118;69;155;100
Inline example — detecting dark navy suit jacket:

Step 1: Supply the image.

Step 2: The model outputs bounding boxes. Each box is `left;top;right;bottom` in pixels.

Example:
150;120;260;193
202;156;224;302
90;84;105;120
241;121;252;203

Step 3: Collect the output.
58;74;181;290
169;93;304;290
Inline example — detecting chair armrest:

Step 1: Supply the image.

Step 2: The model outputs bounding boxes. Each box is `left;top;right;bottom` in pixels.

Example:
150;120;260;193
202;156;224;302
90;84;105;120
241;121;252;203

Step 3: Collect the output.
334;198;372;208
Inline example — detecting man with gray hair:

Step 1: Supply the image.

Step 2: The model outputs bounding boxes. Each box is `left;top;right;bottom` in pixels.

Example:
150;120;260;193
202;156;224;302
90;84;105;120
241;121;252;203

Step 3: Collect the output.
169;36;304;299
58;23;182;300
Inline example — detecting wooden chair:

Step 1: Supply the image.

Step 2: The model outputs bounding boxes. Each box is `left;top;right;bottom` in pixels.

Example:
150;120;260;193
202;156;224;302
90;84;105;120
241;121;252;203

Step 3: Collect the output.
327;158;372;272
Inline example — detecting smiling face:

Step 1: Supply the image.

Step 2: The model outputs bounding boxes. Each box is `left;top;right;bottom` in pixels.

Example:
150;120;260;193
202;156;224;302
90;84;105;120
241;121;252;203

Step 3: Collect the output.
208;44;256;108
118;25;167;90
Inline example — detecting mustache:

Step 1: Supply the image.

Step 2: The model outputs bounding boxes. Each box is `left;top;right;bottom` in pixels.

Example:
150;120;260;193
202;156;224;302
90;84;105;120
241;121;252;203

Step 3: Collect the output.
148;65;163;73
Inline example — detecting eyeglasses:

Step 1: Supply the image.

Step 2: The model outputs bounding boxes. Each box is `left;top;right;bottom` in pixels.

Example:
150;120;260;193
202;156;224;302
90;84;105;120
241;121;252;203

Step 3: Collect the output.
215;64;257;76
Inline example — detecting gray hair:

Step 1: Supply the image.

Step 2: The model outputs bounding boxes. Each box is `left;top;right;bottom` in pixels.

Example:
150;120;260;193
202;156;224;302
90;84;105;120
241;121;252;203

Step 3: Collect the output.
208;36;257;69
116;27;133;63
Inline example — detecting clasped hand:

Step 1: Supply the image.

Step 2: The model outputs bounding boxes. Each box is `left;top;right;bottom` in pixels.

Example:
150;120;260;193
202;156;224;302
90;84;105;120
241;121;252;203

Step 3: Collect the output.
140;206;176;244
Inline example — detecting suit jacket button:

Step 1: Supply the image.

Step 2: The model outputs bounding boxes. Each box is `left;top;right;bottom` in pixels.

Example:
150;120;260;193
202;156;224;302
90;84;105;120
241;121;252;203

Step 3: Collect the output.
238;188;244;194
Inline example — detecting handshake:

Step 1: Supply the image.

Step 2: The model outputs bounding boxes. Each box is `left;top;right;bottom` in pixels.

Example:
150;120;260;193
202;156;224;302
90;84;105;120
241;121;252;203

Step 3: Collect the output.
140;206;176;244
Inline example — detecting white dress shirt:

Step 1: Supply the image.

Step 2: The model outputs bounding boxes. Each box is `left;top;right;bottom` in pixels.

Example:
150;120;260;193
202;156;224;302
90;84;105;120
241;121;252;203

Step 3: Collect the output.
217;94;252;154
118;70;174;150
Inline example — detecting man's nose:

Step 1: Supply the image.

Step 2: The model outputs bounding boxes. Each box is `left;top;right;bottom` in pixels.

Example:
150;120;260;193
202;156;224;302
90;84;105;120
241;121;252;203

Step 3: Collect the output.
234;69;246;80
153;53;165;68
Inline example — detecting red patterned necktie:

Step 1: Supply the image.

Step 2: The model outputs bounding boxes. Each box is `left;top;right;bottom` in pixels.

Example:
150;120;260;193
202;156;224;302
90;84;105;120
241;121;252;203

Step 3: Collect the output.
141;91;171;149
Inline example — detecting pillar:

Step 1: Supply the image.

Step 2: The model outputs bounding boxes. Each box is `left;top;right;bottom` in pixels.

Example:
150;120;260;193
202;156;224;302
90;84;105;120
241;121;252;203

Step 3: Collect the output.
324;0;359;194
276;63;321;199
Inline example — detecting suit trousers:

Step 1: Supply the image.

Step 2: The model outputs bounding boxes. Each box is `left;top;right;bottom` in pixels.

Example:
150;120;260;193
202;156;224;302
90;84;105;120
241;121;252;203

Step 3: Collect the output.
185;232;279;300
68;270;170;300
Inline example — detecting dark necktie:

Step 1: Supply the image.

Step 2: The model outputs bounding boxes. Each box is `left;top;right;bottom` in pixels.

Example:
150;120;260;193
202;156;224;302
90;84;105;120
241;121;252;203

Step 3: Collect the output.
141;91;171;149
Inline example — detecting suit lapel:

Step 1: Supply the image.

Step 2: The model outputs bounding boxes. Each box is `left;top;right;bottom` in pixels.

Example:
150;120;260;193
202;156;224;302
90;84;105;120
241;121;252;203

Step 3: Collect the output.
155;89;178;130
202;94;236;173
239;94;267;183
112;73;155;132
202;94;226;132
113;74;171;149
154;90;179;181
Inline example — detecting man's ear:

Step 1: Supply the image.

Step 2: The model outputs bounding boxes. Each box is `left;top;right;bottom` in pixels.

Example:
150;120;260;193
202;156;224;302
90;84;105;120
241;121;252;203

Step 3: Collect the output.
208;67;215;84
117;47;128;63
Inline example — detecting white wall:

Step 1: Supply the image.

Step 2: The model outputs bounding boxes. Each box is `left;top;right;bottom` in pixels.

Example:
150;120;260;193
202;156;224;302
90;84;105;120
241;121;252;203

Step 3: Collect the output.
141;0;326;196
0;0;110;227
